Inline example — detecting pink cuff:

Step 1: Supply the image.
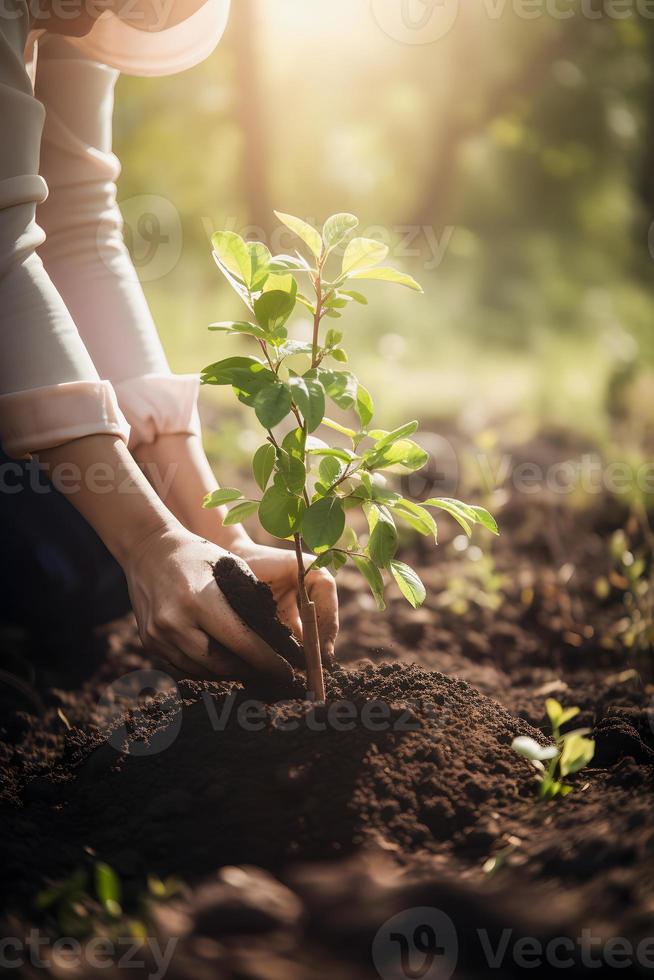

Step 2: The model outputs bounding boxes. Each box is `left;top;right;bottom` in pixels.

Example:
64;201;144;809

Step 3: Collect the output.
0;380;130;458
113;373;201;449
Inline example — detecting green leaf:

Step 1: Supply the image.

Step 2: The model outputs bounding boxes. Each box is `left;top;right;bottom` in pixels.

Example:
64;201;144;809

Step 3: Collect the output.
203;487;244;508
355;384;374;427
329;348;348;363
319;369;358;409
352;555;386;610
223;500;259;526
469;506;500;536
423;497;476;536
392;499;438;540
545;698;564;730
348;266;423;291
342;237;389;275
254;289;296;335
323;212;359;249
308;446;359;463
302;496;346;551
282;426;306;460
273;339;315;357
259;485;305;539
253;381;292;428
320;416;357;439
275;450;306;495
201;356;274;397
366;438;429;473
340;289;368;305
94;863;121;918
274;210;323;258
268;253;311;274
319;456;343;486
252;443;275;492
390;560;426;608
208;320;269;340
325;328;343;347
511;736;559;762
371;420;419;450
366;504;398;568
212;231;251;286
247;241;271;291
288;375;325;433
559;733;595;777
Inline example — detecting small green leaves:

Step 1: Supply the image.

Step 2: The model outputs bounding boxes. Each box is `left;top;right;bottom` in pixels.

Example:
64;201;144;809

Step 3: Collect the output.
94;863;122;919
319;369;358;409
288;375;326;433
302;497;346;551
348;267;423;291
355;384;374;427
423;498;499;537
390;560;426;608
366;438;429;473
342;237;389;275
201;356;272;393
546;698;580;734
366;504;398;568
247;241;271;290
559;732;595;777
209;320;268;339
259;485;305;539
212;230;251;285
274;210;323;258
392;498;438;540
253;381;292;427
352;555;386;610
254;288;296;335
275;449;306;494
323;212;359;249
223;501;259;525
318;455;343;487
370;420;419;448
252;443;275;492
203;487;244;509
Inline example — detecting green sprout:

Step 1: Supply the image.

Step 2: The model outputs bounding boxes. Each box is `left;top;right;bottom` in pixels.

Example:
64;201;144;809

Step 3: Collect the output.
201;211;498;698
512;698;595;800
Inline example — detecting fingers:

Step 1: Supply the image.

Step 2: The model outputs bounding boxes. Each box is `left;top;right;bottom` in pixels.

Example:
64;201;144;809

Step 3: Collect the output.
195;577;294;684
276;591;304;644
306;568;339;663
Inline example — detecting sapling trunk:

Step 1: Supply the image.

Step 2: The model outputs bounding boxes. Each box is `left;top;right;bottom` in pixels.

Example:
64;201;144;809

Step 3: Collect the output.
294;533;325;700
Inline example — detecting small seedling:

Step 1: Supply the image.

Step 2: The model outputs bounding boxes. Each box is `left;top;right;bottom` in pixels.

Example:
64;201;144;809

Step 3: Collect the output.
202;211;498;698
512;698;595;800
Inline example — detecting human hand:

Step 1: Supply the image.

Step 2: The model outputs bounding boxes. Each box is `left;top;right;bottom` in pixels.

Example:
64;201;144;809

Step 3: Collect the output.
124;525;294;682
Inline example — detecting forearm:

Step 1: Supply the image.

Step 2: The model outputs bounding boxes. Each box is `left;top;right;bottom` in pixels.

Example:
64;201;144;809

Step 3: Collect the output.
37;434;178;566
133;432;251;552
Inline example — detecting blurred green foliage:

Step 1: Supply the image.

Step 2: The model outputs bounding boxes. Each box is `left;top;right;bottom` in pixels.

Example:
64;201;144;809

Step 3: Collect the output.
113;2;654;460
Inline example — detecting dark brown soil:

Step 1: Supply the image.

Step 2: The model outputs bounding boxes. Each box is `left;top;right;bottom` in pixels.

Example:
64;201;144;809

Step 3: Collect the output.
213;554;304;669
1;434;653;978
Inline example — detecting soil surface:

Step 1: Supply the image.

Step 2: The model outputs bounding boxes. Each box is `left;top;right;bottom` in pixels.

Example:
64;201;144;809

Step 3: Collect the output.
1;433;653;978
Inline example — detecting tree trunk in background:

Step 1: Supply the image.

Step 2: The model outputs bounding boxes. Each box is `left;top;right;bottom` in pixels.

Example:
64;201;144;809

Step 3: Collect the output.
230;0;271;239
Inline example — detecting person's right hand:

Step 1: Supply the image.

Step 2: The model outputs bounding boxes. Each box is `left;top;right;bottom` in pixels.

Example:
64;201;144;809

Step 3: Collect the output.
124;524;294;683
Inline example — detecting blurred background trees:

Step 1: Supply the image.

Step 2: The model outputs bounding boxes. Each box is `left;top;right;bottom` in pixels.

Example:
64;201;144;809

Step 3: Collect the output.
113;1;654;459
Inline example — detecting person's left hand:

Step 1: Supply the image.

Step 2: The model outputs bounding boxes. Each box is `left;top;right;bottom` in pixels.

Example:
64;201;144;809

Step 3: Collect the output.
231;539;339;663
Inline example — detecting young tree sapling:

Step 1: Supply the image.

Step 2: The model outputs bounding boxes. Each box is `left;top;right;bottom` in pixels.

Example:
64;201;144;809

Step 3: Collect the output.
202;211;498;699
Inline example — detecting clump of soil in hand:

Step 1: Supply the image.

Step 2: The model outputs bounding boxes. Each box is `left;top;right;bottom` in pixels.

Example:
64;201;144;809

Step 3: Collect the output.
213;555;304;669
1;663;543;898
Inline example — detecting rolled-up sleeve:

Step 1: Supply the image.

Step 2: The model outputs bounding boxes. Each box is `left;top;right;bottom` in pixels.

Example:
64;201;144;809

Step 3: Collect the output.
0;13;130;458
35;34;201;451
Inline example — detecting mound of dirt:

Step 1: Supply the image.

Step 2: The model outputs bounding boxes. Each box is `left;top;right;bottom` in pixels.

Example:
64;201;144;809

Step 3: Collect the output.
1;663;543;903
